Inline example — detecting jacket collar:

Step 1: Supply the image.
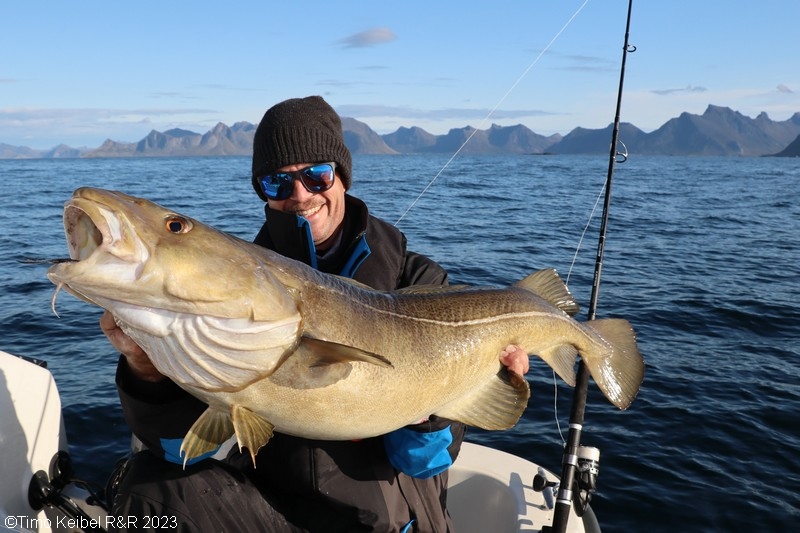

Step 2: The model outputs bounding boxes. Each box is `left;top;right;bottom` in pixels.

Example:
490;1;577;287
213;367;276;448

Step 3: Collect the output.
257;194;371;274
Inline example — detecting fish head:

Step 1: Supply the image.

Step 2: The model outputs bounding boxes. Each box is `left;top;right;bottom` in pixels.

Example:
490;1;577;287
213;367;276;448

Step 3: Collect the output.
47;187;296;320
47;187;303;390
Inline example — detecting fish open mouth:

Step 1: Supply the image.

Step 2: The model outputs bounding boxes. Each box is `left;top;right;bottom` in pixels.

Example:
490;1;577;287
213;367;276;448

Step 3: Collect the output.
62;190;152;268
48;201;110;314
64;201;112;261
47;189;152;314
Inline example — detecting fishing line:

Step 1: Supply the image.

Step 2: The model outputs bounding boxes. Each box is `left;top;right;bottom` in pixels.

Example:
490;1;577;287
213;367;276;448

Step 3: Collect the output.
564;139;628;286
565;182;606;288
552;371;566;445
393;0;592;227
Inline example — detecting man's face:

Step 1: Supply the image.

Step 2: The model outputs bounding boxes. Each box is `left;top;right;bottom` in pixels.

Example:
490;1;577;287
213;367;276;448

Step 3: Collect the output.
267;162;346;250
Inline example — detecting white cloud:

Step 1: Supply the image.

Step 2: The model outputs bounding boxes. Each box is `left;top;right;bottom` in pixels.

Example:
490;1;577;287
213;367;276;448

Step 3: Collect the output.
0;107;220;148
651;85;708;96
335;104;557;122
338;27;396;48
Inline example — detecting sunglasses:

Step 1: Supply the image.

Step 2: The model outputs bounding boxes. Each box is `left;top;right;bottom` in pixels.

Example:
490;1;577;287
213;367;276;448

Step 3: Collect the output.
257;163;336;200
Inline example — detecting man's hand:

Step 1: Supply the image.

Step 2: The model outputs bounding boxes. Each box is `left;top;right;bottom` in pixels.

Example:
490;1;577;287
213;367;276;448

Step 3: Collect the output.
100;310;165;382
500;345;529;376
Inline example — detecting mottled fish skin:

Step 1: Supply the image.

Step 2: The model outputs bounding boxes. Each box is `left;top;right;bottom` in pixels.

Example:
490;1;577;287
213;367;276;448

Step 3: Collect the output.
47;187;644;463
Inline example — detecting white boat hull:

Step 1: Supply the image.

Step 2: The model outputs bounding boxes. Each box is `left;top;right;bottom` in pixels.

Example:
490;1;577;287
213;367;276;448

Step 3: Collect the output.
450;441;595;532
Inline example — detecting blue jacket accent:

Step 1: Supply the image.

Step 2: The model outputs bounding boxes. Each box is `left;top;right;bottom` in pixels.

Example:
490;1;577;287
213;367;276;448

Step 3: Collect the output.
384;425;454;479
339;235;371;278
160;437;217;466
295;216;318;270
400;519;417;533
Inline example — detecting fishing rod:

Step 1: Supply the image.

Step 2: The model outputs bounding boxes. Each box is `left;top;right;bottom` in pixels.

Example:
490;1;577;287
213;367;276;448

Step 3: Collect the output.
543;1;636;532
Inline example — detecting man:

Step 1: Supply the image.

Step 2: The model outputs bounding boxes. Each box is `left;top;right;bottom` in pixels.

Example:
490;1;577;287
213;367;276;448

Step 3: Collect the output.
103;96;529;532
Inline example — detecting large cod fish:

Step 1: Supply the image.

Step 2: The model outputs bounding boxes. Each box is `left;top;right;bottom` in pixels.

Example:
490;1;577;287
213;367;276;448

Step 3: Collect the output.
47;188;644;464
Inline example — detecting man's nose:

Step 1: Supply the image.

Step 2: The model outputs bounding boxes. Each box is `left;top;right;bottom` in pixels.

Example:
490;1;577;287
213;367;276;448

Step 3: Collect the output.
290;177;314;200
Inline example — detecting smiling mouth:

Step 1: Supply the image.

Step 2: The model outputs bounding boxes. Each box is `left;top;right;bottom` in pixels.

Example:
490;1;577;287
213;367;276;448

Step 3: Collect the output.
295;204;323;218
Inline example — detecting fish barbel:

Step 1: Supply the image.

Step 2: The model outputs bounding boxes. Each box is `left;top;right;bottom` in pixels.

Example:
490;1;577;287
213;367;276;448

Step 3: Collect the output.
47;187;644;463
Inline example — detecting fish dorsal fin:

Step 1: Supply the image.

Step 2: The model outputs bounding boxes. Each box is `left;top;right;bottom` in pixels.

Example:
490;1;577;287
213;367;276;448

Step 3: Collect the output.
332;275;470;295
180;407;235;468
514;268;580;316
300;336;393;368
232;404;275;466
332;275;373;290
434;367;530;430
393;284;471;295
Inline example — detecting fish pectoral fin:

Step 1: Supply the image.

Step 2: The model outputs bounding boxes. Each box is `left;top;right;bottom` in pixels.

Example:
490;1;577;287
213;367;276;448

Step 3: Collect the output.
300;336;392;368
180;407;235;468
514;269;580;317
435;367;530;430
231;404;275;466
538;344;579;386
270;342;353;389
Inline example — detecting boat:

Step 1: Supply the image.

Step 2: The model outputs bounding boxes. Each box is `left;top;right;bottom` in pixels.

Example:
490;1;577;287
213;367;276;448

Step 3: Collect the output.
0;348;599;532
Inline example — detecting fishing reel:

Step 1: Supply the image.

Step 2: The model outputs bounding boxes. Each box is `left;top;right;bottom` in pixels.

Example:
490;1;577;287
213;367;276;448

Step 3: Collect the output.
573;445;600;516
533;445;599;516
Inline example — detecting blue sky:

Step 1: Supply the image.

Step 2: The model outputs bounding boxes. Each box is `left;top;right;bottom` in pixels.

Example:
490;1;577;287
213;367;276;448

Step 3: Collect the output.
3;0;799;149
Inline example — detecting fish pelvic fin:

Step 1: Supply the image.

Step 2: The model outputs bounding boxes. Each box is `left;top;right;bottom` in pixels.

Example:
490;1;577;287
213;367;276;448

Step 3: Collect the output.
232;404;275;466
583;318;645;410
180;408;235;469
435;367;530;430
514;269;580;316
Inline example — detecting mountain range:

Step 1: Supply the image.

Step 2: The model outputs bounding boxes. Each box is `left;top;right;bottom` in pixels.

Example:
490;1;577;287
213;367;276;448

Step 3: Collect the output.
2;105;799;159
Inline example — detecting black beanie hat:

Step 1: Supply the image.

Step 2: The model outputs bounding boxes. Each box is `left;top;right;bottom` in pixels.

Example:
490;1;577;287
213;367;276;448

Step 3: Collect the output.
251;96;352;200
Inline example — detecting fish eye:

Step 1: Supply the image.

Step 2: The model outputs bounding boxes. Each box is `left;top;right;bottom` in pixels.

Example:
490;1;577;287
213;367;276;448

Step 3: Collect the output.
165;216;192;234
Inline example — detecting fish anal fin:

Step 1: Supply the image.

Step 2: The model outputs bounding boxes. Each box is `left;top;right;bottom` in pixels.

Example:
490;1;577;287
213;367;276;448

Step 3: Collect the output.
301;336;392;368
538;344;579;386
180;407;235;468
231;404;275;466
514;269;580;317
435;367;530;430
583;318;645;410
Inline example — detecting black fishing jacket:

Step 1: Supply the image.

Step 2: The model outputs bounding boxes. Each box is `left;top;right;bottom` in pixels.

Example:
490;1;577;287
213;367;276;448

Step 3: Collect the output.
115;194;465;532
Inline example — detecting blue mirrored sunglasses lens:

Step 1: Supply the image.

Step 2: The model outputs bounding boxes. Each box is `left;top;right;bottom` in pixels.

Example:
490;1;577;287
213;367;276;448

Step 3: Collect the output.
260;174;292;200
301;164;335;191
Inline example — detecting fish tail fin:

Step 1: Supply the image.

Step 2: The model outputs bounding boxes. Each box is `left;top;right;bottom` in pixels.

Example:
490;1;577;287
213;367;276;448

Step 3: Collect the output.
583;318;644;410
514;269;580;316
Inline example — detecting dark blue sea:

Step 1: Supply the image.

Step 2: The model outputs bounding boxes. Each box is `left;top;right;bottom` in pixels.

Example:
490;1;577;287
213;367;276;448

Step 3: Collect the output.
0;154;798;531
